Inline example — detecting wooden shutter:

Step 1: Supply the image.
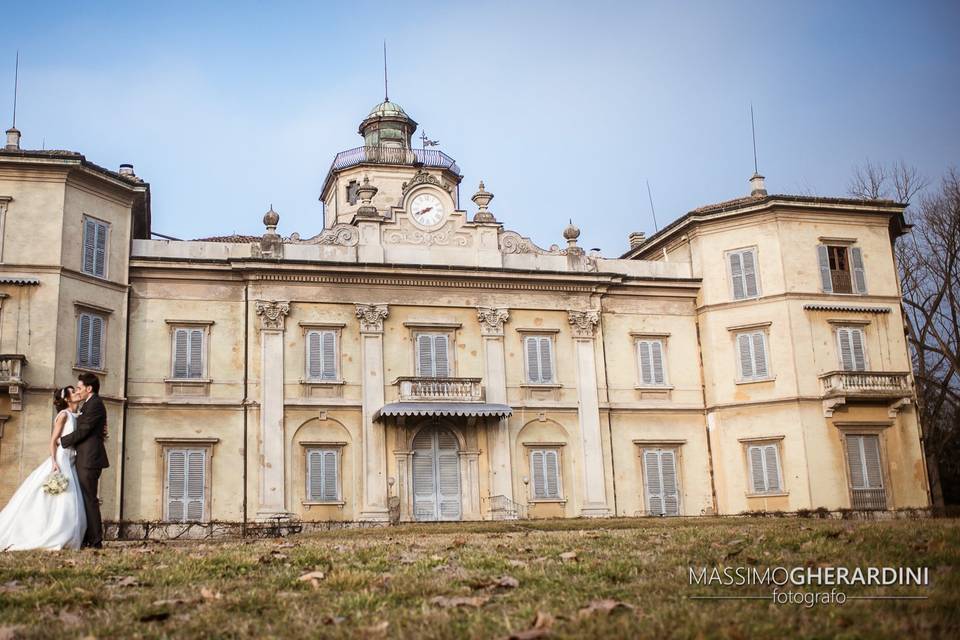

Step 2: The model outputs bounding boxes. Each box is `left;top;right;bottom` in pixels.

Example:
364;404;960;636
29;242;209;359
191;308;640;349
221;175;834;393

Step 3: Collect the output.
412;429;437;520
817;245;833;292
538;337;553;383
748;445;767;492
433;334;450;377
82;219;96;275
741;249;758;297
417;334;433;376
173;329;189;377
437;429;460;520
845;435;866;489
846;435;883;490
837;328;854;370
307;331;323;379
188;329;203;378
737;333;754;379
837;328;866;371
544;450;560;498
89;315;103;369
307;449;339;501
763;445;781;492
94;221;107;277
321;331;336;380
77;314;92;367
850;247;867;293
729;251;745;299
751;332;768;378
166;449;186;521
322;450;338;501
307;449;324;501
850;328;866;370
531;450;545;498
637;340;666;385
185;449;206;521
644;448;680;516
525;337;540;383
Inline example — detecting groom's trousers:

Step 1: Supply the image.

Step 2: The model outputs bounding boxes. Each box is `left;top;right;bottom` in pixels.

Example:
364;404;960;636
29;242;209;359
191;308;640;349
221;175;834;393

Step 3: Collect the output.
77;467;103;546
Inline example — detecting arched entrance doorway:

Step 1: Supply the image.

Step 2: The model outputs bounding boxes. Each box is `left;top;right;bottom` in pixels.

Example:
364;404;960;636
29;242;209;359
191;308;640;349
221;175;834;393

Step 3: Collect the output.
412;425;461;521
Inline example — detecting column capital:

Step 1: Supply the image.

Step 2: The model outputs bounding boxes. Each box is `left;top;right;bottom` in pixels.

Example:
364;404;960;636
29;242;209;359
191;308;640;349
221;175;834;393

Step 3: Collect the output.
356;303;389;333
477;307;509;336
255;300;290;331
567;310;600;339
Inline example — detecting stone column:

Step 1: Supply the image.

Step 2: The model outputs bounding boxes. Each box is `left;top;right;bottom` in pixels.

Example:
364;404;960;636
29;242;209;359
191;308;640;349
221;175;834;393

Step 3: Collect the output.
568;310;611;516
478;307;514;517
459;449;482;520
255;300;290;519
356;304;390;522
393;449;414;522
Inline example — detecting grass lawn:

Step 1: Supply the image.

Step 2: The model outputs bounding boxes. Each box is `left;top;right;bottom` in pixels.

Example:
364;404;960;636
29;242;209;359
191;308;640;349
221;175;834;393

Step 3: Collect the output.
1;517;958;639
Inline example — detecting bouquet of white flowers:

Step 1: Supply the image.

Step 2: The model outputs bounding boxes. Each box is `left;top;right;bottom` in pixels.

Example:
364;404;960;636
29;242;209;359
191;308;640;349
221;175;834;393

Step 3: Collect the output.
42;471;69;495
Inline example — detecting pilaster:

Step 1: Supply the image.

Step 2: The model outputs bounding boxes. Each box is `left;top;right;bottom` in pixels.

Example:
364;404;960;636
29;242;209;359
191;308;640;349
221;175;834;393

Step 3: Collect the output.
478;307;514;516
255;300;290;519
357;303;390;521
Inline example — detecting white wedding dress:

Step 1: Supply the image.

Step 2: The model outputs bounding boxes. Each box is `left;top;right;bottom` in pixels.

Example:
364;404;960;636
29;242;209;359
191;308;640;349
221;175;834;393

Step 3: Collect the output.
0;410;87;551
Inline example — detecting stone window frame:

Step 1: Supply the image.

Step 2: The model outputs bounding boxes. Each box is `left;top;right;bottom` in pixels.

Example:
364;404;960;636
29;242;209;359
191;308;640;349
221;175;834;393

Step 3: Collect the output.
738;435;788;497
73;302;112;374
834;422;894;510
164;320;214;384
300;441;348;506
155;437;219;523
521;441;566;504
516;328;562;388
403;321;461;378
630;331;673;389
724;245;762;301
633;439;686;517
727;321;775;384
81;214;111;280
299;322;346;385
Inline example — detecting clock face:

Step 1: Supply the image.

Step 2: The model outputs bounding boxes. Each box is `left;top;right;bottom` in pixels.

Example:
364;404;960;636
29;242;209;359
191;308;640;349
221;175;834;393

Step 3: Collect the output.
410;193;445;227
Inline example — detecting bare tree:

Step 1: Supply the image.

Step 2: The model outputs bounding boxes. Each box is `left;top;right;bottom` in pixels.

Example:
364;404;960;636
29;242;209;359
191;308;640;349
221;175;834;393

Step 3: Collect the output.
852;162;960;506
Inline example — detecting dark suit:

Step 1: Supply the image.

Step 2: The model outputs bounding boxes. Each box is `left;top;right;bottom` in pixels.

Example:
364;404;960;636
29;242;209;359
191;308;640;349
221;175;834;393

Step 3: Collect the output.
60;393;109;546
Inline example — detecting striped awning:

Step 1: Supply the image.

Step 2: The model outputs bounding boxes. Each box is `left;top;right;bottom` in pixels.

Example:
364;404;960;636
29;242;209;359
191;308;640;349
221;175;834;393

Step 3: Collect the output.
803;304;890;314
374;402;512;422
0;277;40;286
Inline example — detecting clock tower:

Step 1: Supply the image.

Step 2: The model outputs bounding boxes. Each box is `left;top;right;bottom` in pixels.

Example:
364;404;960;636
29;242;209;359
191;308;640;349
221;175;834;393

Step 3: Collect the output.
320;99;462;229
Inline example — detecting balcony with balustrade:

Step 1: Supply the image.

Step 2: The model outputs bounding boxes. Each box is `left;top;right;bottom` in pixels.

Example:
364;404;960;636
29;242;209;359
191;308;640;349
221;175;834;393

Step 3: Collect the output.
396;377;483;402
819;370;912;417
329;146;461;175
0;354;26;411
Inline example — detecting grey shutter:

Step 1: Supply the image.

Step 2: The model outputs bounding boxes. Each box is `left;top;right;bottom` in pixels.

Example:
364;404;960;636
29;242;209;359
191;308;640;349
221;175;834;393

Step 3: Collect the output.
525;336;540;383
166;449;186;521
845;436;866;489
538;337;553;383
650;340;665;384
89;315;103;369
749;445;766;492
322;450;338;500
737;333;754;379
188;329;203;378
78;314;91;366
861;435;883;489
817;245;833;292
417;334;434;376
531;450;545;498
729;252;745;299
838;328;855;371
638;341;653;384
437;429;460;520
412;429;436;520
644;450;664;515
742;250;758;297
751;332;768;378
307;331;323;379
850;328;867;371
660;450;679;516
185;449;206;521
321;331;336;380
763;445;781;492
307;449;323;501
433;334;449;377
173;329;189;377
82;219;96;275
850;247;867;294
94;221;107;277
544;450;560;498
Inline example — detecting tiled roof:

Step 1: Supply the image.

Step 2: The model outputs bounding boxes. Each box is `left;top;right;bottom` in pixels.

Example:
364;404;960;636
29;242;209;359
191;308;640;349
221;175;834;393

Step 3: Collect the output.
0;148;146;186
192;234;261;243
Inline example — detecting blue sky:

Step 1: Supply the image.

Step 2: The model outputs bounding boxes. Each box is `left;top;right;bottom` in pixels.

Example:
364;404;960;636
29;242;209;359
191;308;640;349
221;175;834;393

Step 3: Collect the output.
3;1;958;254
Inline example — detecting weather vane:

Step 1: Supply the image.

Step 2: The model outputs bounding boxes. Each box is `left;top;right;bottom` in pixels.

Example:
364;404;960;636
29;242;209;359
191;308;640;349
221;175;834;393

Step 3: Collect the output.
419;131;439;149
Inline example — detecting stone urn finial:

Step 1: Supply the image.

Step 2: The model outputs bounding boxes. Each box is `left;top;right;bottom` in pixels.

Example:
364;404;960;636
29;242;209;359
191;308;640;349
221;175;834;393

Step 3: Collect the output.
563;218;581;244
356;175;380;218
259;204;283;258
472;181;496;222
263;204;280;233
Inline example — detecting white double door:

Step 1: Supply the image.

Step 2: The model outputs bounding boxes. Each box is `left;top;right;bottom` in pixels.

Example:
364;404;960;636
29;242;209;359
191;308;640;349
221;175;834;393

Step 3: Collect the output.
412;426;462;521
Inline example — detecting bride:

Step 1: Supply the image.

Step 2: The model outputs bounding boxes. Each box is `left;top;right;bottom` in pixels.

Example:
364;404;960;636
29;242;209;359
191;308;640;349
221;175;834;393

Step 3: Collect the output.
0;387;87;551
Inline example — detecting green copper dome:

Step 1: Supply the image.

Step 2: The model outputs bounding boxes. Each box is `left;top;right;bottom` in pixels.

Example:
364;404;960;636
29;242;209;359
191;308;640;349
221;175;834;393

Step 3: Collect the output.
368;100;409;119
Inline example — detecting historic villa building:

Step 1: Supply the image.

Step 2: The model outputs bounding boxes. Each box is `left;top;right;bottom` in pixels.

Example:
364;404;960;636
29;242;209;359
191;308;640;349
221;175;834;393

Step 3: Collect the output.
0;98;931;530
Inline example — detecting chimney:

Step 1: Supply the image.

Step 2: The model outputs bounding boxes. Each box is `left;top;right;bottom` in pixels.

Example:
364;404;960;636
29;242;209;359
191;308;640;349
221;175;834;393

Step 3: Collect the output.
5;127;21;150
749;172;767;197
628;231;646;249
118;163;135;177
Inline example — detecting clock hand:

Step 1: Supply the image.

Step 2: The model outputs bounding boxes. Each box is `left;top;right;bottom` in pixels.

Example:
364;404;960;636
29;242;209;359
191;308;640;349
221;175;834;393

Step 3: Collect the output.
420;207;433;214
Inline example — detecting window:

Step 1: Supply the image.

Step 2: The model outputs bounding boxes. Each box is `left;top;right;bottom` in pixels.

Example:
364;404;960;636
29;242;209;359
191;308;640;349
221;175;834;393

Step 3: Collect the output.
306;330;338;381
642;447;680;516
747;442;783;494
636;338;667;386
76;311;105;370
524;335;554;384
530;448;561;499
727;248;760;300
346;180;359;206
416;333;450;377
845;434;886;510
165;448;207;522
306;448;340;502
171;327;205;379
836;327;868;371
82;217;109;278
817;244;866;294
735;330;770;381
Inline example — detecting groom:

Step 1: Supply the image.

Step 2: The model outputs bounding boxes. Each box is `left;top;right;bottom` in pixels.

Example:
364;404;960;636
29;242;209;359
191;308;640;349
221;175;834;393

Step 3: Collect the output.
59;372;109;548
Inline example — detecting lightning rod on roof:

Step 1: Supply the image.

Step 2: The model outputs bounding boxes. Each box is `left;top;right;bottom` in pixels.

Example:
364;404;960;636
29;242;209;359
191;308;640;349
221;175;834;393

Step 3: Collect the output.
12;50;19;128
646;180;659;232
383;40;389;102
750;103;759;174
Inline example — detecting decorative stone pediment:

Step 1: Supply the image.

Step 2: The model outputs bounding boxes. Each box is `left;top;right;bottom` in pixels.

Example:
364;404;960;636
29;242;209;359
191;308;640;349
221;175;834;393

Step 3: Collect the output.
356;304;389;333
477;307;509;336
568;310;600;338
499;230;565;255
256;301;290;331
401;169;453;195
285;224;359;246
